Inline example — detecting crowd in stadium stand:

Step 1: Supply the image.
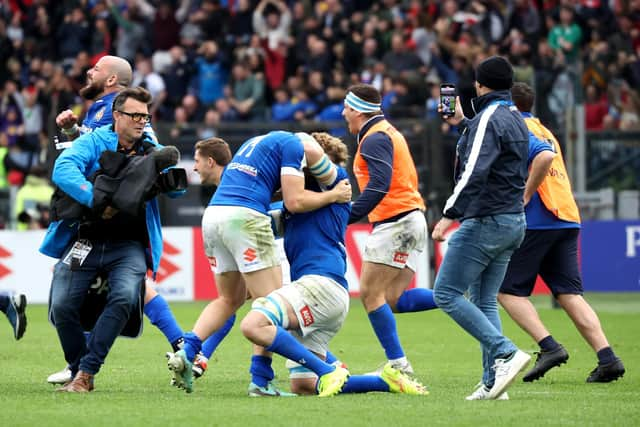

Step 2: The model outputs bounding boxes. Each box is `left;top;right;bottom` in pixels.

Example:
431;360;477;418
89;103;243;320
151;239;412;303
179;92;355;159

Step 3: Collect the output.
1;0;640;229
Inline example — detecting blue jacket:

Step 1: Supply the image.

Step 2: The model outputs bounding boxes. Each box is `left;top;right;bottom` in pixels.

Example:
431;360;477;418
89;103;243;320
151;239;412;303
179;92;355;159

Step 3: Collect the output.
40;125;165;274
443;90;529;220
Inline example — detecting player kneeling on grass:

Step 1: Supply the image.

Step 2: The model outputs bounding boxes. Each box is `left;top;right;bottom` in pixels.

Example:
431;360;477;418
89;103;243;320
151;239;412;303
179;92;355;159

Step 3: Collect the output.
241;132;428;397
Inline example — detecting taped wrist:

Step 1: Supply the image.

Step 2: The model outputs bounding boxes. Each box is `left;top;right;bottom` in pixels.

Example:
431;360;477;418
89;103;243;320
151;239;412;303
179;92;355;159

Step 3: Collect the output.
61;124;79;136
308;154;337;188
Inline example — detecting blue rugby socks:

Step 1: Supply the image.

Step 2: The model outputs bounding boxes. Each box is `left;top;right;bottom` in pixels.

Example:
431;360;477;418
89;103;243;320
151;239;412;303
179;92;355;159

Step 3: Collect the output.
144;294;183;348
250;355;274;387
368;304;405;360
266;327;334;377
341;375;390;393
182;331;203;362
396;288;438;312
201;314;236;359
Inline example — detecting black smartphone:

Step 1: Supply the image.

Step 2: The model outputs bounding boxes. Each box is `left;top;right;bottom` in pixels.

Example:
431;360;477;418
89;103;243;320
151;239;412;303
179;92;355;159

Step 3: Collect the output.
440;83;456;116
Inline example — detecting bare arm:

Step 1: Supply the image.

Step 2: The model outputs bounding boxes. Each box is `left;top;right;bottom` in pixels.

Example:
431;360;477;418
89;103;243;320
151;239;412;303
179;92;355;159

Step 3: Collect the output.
281;174;351;213
524;150;555;205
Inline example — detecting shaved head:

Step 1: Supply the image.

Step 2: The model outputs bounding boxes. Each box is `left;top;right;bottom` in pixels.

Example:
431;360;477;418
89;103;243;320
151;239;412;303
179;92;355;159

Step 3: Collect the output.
80;55;133;100
101;55;132;87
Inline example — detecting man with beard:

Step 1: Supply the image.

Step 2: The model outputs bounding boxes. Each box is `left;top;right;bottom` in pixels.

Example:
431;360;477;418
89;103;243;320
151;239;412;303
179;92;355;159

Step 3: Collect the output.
56;56;134;139
46;55;188;386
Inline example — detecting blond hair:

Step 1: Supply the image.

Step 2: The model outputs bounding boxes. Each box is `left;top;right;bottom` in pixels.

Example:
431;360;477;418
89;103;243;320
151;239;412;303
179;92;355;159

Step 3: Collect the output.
310;132;349;167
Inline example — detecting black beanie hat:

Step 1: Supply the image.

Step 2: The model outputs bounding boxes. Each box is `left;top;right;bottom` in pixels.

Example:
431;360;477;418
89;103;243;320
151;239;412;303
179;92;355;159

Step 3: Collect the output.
475;56;513;91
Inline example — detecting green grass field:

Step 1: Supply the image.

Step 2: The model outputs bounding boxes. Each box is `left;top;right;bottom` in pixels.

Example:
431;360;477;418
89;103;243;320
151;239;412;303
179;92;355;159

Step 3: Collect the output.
1;293;638;427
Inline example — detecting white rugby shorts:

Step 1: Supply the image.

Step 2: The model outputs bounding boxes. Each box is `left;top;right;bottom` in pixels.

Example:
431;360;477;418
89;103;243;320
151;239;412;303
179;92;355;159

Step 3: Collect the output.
202;206;280;274
278;274;349;377
363;210;427;270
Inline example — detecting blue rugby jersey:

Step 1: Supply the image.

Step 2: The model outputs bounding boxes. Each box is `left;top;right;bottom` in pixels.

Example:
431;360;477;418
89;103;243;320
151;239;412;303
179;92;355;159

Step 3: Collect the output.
283;166;350;290
79;92;117;134
210;131;305;214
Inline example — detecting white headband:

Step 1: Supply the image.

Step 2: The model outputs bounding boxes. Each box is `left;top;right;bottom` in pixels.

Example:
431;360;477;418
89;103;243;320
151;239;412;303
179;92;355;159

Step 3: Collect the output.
344;91;381;113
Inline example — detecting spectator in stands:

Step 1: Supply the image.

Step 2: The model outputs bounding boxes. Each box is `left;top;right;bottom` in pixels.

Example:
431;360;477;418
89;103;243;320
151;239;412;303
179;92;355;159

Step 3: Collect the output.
304;34;332;78
291;87;317;122
132;57;167;120
618;82;640;131
547;5;582;64
162;46;193;113
107;0;149;63
214;97;239;122
409;11;437;68
382;32;424;80
384;76;422;119
197;108;221;140
261;35;288;93
584;83;609;131
181;93;206;123
507;0;541;44
169;106;196;141
271;87;295;122
56;7;90;68
253;0;292;51
227;0;254;47
0;82;23;150
195;0;230;42
228;61;266;121
10;85;43;173
192;40;228;107
89;18;112;65
153;1;180;51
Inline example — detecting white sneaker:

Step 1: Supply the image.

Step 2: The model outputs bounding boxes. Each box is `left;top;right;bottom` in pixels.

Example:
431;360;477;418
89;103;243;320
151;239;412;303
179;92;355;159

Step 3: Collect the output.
365;360;414;376
47;366;73;385
465;382;509;400
488;350;531;399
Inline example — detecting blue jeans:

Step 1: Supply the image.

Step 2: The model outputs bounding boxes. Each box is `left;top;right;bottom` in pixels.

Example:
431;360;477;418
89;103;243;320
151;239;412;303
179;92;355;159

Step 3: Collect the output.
434;213;526;387
50;240;146;375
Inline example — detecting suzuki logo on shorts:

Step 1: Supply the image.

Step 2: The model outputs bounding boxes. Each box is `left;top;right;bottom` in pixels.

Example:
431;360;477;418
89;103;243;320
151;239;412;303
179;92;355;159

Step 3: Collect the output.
208;256;217;267
393;251;409;265
300;305;314;327
244;248;257;263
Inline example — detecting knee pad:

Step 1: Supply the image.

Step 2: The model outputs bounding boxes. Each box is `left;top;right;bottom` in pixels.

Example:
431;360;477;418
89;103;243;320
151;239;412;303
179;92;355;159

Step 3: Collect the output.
250;295;289;329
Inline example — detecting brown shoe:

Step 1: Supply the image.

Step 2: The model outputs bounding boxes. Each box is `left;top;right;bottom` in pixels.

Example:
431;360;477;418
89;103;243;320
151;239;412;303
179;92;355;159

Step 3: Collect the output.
58;370;94;392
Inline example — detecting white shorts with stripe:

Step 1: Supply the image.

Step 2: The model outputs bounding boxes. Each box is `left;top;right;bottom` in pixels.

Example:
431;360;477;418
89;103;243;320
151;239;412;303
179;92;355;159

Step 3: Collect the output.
202;206;280;274
363;210;427;270
277;275;349;378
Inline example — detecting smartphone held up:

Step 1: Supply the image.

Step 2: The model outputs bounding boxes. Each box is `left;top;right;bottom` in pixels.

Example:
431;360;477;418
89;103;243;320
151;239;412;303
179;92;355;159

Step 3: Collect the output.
440;83;456;117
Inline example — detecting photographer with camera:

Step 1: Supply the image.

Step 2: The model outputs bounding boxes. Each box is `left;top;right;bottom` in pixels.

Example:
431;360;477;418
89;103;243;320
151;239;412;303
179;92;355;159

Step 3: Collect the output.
40;87;176;392
46;55;188;387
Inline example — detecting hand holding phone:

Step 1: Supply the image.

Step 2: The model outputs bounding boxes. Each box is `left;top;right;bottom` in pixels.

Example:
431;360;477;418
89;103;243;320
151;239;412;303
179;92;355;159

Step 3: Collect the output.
439;83;456;117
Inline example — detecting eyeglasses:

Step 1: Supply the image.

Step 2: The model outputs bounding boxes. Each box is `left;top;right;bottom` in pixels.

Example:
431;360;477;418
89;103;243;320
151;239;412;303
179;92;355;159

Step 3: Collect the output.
116;110;152;123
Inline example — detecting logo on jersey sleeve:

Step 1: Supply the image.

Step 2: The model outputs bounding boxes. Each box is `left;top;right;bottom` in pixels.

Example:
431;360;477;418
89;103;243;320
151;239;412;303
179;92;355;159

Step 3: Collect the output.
299;305;315;327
